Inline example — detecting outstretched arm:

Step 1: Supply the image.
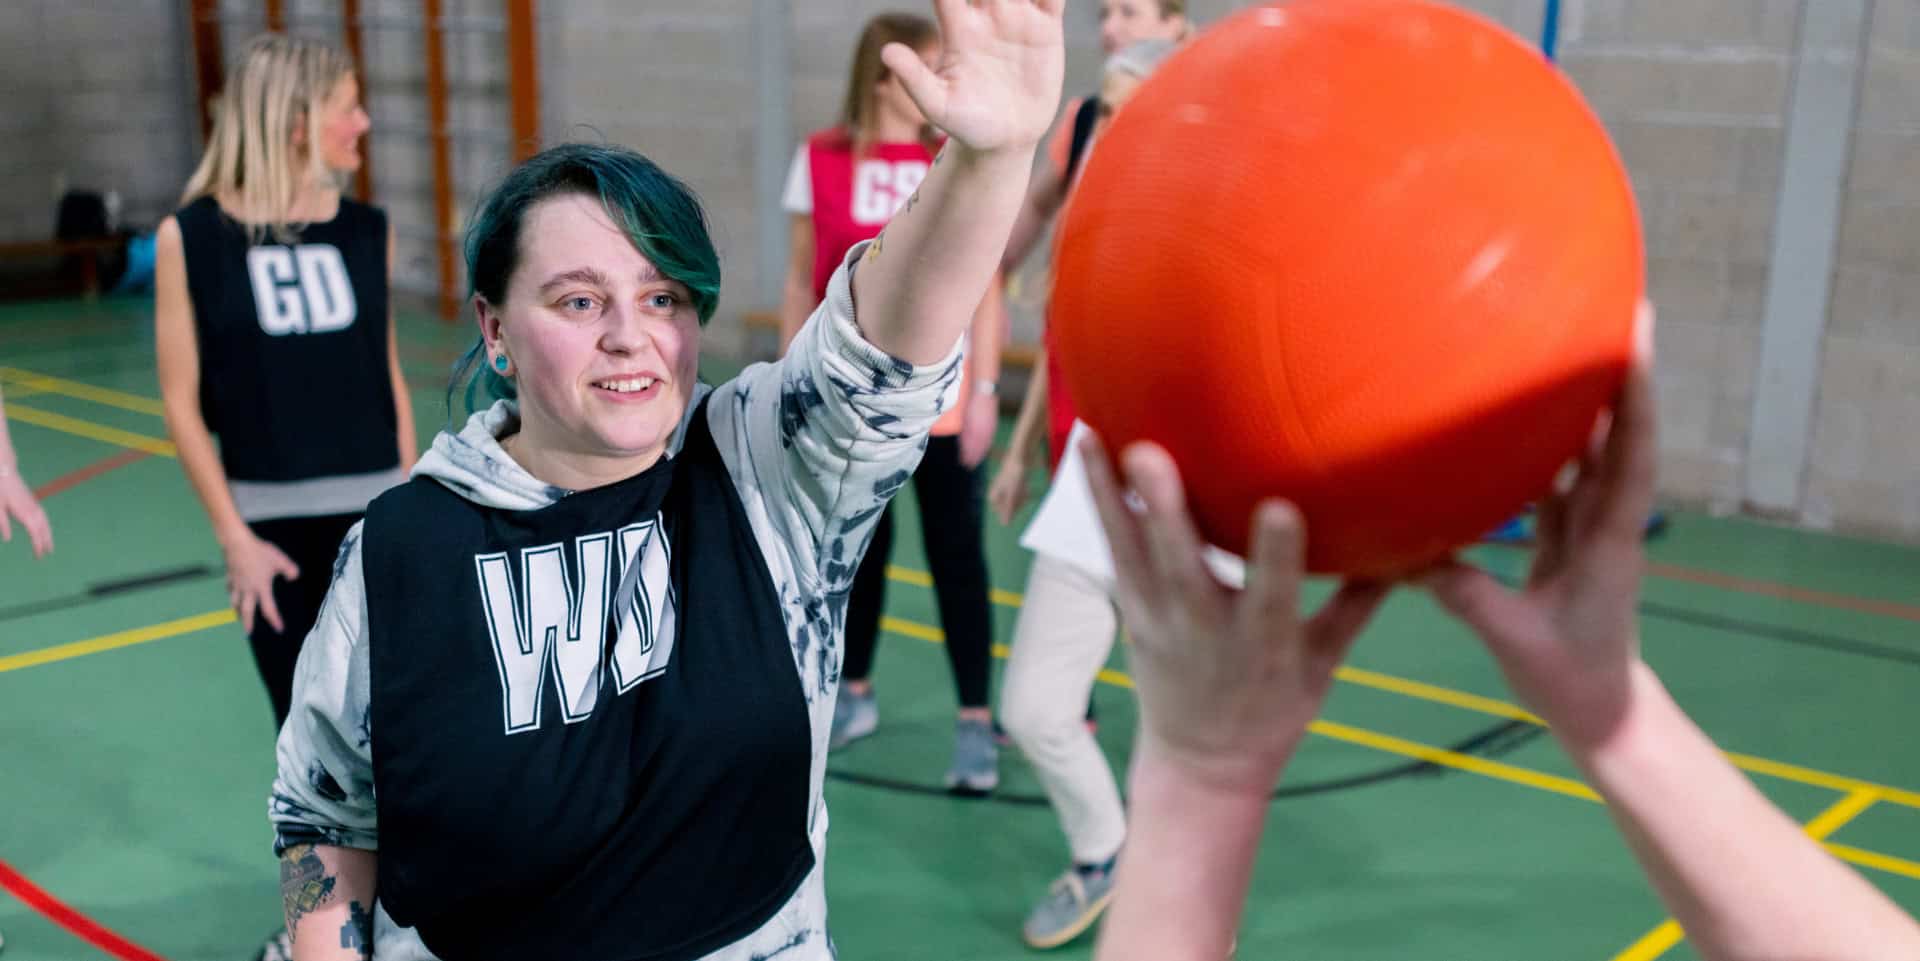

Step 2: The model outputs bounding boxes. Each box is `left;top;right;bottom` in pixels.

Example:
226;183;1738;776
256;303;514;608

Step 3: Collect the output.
850;0;1065;366
1423;306;1920;961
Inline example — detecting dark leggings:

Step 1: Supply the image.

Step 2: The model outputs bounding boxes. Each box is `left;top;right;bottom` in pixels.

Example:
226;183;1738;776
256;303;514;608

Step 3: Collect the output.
246;512;364;730
843;435;993;709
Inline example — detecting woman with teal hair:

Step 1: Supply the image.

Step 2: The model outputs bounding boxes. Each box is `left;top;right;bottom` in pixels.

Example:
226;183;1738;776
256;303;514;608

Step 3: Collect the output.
266;1;1066;958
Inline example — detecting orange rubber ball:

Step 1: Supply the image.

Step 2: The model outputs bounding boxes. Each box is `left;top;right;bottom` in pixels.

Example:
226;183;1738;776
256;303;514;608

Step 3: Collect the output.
1051;0;1643;577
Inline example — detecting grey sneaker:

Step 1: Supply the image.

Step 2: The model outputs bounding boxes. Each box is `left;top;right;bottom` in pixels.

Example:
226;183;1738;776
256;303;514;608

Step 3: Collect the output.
830;687;878;751
944;718;1000;795
1022;867;1115;949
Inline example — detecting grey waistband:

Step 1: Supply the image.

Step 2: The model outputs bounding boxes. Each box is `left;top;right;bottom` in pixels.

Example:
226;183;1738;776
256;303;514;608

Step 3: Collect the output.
230;467;409;523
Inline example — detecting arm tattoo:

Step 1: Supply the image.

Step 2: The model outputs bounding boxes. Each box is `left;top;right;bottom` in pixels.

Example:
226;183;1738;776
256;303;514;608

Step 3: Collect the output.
865;229;886;263
279;844;338;944
340;900;373;953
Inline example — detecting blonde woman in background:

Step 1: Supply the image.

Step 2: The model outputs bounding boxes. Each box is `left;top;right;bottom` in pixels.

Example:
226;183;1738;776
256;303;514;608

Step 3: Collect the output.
151;34;412;961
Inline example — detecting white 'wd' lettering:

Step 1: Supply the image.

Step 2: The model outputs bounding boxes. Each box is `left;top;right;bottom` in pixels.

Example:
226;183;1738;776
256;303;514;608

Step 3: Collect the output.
474;520;676;735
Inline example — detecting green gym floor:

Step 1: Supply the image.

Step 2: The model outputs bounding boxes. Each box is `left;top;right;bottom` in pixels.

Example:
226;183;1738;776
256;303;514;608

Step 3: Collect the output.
2;295;1917;961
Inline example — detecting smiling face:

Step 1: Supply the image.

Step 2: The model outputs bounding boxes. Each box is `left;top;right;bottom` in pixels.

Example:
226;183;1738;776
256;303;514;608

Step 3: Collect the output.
477;192;702;489
310;74;371;174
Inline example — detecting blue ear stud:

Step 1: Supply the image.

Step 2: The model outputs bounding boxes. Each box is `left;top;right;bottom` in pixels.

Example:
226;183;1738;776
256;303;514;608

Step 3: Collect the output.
494;355;510;373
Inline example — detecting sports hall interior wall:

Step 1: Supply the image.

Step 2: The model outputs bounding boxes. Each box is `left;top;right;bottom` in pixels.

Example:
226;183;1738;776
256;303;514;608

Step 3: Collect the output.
0;0;1914;543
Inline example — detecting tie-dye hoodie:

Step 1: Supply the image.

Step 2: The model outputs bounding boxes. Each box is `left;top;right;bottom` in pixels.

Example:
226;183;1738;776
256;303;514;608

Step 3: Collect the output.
268;242;962;960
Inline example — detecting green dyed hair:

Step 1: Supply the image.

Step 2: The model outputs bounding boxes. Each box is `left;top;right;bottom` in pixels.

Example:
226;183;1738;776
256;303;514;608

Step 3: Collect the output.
449;142;721;415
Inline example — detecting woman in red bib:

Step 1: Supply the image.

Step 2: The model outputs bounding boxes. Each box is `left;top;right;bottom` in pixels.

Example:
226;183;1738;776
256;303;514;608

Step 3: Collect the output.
779;12;1006;793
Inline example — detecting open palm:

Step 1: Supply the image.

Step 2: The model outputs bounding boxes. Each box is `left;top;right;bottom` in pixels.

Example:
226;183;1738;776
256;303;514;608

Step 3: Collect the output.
885;0;1065;153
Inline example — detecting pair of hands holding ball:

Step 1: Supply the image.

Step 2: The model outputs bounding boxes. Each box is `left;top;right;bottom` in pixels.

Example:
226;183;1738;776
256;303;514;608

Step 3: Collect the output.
1086;301;1658;796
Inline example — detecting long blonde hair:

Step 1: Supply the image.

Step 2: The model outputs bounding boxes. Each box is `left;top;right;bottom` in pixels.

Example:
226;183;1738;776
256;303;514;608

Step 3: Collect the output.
180;34;356;243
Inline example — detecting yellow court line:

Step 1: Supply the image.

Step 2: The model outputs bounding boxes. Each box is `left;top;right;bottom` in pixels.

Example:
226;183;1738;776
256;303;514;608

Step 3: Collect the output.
1;384;48;401
5;404;177;457
1804;788;1882;840
887;564;1022;608
0;367;167;416
1725;753;1920;811
1610;789;1882;961
877;615;1133;693
885;567;1920;811
1333;665;1545;724
878;614;943;644
1826;843;1920;882
8;603;1920;891
882;612;1603;806
1306;719;1603;803
0;609;233;674
1609;922;1684;961
886;565;931;587
884;600;1920;885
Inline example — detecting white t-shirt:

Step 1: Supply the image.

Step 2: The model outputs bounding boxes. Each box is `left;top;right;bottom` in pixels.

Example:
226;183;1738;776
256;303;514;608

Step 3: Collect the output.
782;146;812;216
1022;420;1247;590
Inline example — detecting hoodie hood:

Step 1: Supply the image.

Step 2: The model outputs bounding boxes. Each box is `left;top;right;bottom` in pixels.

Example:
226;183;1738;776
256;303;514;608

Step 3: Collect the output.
414;388;710;510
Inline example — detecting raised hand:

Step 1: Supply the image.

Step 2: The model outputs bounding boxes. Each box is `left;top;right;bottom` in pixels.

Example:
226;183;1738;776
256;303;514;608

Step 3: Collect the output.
1081;434;1388;793
1418;302;1657;749
885;0;1066;155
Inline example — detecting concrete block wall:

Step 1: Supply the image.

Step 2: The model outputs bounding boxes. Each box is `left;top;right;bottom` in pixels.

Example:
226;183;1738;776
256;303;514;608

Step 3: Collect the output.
2;0;1915;542
1555;0;1800;517
1812;0;1920;538
260;0;515;301
0;0;197;242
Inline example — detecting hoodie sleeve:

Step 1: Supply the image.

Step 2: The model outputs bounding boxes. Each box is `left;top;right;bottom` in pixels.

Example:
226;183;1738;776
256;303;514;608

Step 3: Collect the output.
269;523;380;854
707;240;965;595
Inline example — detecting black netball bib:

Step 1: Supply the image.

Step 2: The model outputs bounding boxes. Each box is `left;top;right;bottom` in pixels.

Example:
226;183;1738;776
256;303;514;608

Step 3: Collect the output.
362;400;814;961
173;195;397;482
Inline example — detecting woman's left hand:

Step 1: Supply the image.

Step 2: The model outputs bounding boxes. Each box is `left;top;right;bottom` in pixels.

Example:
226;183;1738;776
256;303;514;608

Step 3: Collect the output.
1081;434;1390;793
887;0;1066;155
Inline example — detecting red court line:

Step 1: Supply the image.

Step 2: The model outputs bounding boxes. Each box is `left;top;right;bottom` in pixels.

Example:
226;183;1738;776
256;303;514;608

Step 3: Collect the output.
1483;541;1920;625
0;857;172;961
1646;561;1920;624
33;450;150;500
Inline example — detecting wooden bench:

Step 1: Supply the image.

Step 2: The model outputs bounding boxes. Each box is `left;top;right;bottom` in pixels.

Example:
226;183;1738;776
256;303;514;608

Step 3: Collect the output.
740;309;1041;370
0;238;124;299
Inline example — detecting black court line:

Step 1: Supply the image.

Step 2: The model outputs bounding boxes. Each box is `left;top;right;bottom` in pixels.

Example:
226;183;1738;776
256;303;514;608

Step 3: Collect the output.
1640;600;1920;668
0;564;217;624
1480;569;1920;669
826;719;1543;806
